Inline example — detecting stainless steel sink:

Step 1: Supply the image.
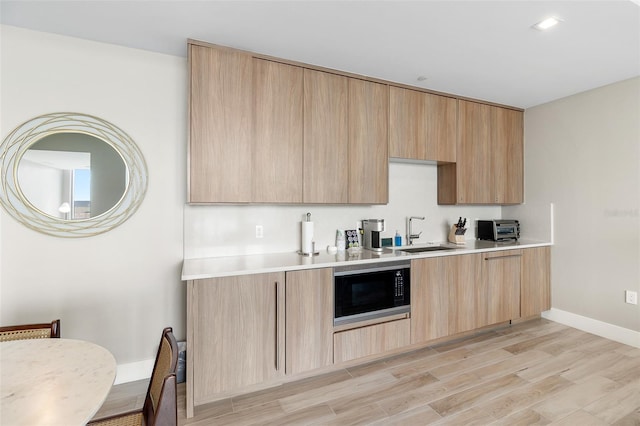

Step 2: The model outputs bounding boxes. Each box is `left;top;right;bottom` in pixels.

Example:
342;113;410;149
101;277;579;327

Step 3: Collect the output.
399;246;455;253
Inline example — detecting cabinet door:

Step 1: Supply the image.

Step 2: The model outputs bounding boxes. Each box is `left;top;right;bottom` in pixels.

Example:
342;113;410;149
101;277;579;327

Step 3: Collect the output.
285;268;334;375
480;250;522;326
190;273;285;402
189;44;253;203
521;247;551;317
438;102;523;205
423;93;457;162
389;87;424;159
253;59;303;202
411;254;481;342
449;253;481;335
456;100;492;204
303;69;349;203
349;79;389;204
389;87;457;162
492;107;523;204
410;257;453;343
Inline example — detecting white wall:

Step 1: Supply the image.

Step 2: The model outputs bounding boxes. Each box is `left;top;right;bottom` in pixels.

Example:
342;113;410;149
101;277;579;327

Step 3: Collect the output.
0;26;186;379
505;77;640;333
184;161;501;258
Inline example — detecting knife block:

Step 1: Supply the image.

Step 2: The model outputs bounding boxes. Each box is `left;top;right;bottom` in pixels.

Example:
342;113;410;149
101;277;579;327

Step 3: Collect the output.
448;225;466;245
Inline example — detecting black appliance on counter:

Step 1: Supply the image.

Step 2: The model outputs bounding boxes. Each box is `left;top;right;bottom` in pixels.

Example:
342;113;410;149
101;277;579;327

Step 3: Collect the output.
477;219;520;241
334;260;410;326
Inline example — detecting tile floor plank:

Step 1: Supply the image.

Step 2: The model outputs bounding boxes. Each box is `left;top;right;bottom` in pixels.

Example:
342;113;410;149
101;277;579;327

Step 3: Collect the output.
531;375;621;422
91;319;640;426
428;373;527;417
482;375;573;419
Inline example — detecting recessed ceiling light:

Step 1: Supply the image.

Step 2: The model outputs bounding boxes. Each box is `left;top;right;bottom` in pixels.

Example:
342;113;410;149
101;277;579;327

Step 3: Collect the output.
532;16;563;31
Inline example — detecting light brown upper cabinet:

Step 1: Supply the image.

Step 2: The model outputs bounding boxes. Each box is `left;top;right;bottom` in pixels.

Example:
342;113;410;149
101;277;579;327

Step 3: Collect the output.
389;87;457;163
189;41;522;205
253;59;304;203
189;44;253;203
303;69;349;203
189;41;390;204
438;100;523;204
300;72;389;204
349;79;389;204
492;106;524;204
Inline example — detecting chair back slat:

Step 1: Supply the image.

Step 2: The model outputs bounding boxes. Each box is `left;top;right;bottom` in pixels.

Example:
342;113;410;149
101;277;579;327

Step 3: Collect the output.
0;320;60;342
149;334;174;411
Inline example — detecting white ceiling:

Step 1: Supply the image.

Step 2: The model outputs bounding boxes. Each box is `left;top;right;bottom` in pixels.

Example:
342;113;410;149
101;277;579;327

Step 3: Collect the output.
1;1;639;108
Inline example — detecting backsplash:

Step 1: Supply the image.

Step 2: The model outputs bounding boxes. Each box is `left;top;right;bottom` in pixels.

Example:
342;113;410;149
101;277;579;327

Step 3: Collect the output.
184;162;501;258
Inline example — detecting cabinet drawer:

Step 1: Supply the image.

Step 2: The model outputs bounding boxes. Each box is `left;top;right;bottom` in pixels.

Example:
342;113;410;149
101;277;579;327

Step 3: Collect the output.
333;319;410;363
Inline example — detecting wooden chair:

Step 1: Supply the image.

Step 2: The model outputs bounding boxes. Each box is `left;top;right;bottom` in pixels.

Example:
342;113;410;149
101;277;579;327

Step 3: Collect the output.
0;319;60;342
88;327;178;426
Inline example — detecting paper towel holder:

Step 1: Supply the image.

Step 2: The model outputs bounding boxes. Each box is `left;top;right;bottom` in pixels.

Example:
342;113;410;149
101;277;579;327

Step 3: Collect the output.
297;241;319;256
299;213;319;256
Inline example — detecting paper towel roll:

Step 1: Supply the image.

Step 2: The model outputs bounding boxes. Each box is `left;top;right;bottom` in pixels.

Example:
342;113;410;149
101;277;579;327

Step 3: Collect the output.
301;221;314;254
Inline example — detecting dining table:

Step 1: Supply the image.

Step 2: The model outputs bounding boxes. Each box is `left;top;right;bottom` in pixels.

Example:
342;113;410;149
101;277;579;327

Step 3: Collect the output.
1;338;116;426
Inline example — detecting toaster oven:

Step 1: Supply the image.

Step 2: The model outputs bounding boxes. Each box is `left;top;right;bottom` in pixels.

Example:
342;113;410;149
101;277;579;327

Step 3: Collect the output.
477;219;520;241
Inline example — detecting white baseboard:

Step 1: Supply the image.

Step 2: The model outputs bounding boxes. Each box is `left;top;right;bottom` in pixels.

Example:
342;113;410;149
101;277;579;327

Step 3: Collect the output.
114;358;155;384
542;308;640;348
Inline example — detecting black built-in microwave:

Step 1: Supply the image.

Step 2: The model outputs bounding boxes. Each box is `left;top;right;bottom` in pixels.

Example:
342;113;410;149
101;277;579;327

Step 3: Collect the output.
334;261;410;326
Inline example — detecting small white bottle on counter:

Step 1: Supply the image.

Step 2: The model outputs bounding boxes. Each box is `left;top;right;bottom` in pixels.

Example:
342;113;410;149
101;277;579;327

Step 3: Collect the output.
336;229;346;251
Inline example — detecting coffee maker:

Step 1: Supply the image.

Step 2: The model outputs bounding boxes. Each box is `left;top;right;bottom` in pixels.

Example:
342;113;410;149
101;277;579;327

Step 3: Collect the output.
362;219;385;252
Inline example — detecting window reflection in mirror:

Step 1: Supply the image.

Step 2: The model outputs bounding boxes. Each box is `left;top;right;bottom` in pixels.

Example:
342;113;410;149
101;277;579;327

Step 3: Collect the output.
17;133;127;220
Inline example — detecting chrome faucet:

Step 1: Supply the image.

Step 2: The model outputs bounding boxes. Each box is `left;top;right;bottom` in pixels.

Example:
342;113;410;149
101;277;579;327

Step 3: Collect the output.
407;216;425;245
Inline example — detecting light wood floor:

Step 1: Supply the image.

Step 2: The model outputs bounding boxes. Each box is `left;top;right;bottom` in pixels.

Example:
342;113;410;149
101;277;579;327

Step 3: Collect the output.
94;319;640;425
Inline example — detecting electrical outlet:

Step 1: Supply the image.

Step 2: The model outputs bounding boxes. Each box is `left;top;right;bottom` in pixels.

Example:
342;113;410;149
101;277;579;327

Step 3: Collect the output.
625;290;638;305
255;225;263;239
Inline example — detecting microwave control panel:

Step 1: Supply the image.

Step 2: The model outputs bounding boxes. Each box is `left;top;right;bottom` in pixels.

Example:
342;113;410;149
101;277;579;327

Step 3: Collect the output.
394;270;405;300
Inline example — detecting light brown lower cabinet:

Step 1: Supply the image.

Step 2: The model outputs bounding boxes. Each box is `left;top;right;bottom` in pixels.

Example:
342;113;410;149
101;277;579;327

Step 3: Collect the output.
410;254;480;344
187;247;550;417
186;269;334;416
450;254;482;335
334;319;410;363
187;273;285;408
411;248;547;345
285;268;334;375
410;256;453;343
521;247;551;317
480;250;522;327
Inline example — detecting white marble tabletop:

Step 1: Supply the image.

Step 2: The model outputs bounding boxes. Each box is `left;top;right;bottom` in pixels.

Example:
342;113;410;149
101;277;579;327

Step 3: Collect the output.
1;338;116;426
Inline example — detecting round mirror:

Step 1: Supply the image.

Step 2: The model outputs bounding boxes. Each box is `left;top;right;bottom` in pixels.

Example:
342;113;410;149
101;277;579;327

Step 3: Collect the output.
0;113;148;237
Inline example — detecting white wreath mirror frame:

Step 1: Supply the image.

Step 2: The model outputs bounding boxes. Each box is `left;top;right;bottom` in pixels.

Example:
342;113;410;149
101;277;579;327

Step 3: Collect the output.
0;112;148;237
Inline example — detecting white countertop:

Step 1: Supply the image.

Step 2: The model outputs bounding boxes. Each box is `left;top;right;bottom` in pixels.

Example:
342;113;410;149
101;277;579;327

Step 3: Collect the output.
182;239;551;280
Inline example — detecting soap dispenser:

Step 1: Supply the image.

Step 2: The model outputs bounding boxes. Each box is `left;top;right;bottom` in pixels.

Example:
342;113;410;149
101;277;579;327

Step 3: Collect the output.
394;230;402;247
